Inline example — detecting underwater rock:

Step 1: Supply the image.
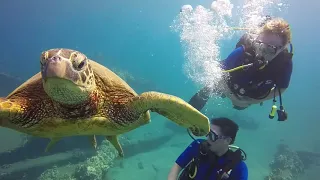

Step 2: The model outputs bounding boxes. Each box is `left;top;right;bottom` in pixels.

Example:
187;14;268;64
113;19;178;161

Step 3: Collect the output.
37;140;118;180
265;144;304;180
73;140;118;180
38;165;75;180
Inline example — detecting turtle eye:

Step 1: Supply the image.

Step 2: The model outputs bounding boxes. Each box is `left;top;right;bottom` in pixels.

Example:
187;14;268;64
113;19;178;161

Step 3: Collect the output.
78;60;86;69
70;51;87;71
40;51;48;65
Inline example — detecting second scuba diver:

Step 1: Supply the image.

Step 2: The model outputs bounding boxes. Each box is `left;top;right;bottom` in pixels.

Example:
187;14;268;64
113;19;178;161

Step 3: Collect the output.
189;16;293;121
167;117;248;180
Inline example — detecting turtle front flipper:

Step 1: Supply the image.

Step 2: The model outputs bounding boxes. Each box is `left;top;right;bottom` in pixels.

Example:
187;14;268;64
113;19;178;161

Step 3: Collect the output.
129;92;210;136
0;97;25;127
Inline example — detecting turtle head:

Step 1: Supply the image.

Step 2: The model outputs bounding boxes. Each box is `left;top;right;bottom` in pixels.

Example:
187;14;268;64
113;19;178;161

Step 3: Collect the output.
40;48;96;105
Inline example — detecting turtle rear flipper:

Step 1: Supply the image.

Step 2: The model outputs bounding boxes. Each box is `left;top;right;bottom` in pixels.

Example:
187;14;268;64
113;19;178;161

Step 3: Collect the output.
45;137;62;152
129;91;210;136
106;135;124;157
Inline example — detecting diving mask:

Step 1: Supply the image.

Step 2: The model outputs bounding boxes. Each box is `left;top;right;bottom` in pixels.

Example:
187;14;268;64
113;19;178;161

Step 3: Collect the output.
253;40;285;63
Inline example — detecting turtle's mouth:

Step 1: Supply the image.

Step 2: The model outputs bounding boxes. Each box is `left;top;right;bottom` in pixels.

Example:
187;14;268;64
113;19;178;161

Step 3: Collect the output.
41;58;90;105
43;77;86;89
42;57;81;84
43;77;90;105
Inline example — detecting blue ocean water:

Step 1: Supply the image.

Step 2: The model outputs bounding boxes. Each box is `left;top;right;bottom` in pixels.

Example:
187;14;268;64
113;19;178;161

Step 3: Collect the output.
0;0;319;179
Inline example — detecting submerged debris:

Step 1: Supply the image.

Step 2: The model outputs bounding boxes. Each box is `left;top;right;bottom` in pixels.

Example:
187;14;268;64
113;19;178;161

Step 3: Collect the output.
38;165;75;180
265;144;309;180
38;140;118;180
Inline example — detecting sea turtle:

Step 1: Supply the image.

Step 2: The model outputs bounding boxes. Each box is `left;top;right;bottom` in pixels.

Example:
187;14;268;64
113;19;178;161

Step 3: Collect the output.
0;48;210;157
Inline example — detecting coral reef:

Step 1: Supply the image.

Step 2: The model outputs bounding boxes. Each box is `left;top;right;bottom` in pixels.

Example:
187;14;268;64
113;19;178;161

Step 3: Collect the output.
74;140;117;180
38;165;75;180
38;140;118;180
265;144;304;180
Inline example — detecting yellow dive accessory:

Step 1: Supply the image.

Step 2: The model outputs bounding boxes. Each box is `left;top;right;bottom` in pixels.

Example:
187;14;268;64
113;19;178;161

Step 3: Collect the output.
222;63;253;73
269;104;277;119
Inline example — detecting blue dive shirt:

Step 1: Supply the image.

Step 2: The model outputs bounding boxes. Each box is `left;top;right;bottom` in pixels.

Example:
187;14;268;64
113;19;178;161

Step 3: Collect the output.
176;139;248;180
220;46;293;98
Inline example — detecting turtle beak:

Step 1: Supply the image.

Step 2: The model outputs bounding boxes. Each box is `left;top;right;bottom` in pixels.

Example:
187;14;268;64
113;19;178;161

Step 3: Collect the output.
42;56;67;80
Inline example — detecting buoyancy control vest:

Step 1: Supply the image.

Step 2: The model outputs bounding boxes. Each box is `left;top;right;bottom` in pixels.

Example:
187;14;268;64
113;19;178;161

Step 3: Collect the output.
178;141;246;180
227;33;293;99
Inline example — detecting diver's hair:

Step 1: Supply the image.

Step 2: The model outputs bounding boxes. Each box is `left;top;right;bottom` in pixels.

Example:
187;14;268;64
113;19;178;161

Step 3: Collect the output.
211;117;239;144
260;17;291;45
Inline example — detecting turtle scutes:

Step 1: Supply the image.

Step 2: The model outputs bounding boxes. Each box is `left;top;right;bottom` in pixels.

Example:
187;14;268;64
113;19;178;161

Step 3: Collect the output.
0;48;210;157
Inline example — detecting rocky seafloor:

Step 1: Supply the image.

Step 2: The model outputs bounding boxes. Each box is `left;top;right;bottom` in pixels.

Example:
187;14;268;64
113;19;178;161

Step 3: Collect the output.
265;143;320;180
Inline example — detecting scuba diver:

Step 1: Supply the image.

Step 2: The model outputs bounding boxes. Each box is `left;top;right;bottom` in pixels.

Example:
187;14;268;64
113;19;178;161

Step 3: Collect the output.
188;16;293;121
167;117;248;180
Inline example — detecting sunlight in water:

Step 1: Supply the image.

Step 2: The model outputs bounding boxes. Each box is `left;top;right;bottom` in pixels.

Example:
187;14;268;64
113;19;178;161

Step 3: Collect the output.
171;0;289;94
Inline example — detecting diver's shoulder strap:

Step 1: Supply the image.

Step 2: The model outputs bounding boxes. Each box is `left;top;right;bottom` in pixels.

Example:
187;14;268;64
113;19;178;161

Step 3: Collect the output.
285;43;294;60
216;149;244;180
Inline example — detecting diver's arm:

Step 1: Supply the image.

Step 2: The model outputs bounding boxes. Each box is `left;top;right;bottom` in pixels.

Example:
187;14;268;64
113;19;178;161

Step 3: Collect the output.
188;86;213;111
167;163;182;180
235;33;254;49
236;34;248;48
189;45;246;110
189;40;247;111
